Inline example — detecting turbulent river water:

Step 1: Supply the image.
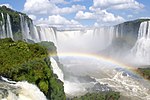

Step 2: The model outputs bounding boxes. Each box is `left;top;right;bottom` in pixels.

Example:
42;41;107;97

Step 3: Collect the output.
58;55;150;100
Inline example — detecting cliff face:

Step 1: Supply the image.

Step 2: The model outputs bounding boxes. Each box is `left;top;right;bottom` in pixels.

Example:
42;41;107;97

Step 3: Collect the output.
101;19;150;58
114;19;150;47
0;6;58;43
0;6;32;40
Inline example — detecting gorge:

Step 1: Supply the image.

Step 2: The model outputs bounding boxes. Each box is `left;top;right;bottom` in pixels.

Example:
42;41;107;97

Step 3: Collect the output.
0;6;150;100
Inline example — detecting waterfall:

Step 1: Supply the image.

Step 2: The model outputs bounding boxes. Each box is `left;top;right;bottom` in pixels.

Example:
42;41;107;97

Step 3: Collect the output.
20;14;32;41
131;21;150;64
6;14;13;39
0;13;139;53
36;26;57;45
57;27;118;53
19;14;57;43
0;13;13;39
93;26;115;48
0;13;6;38
33;26;40;42
28;20;40;42
20;14;25;40
50;57;64;82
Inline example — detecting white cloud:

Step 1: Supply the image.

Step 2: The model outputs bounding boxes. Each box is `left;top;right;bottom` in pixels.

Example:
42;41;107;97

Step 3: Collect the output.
99;10;125;22
24;0;85;15
73;0;82;2
24;0;56;14
36;15;83;28
0;4;13;9
28;15;37;20
75;11;96;19
50;0;68;4
75;10;125;23
52;5;86;14
47;15;70;25
92;0;144;10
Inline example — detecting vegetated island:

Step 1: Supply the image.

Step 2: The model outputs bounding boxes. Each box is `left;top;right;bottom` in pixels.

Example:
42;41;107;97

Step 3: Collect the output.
137;66;150;80
0;38;66;100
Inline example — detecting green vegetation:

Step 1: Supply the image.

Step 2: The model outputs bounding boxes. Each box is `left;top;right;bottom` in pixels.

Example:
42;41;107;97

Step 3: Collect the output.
137;67;150;80
117;18;150;27
71;92;120;100
38;41;57;56
129;19;150;23
0;38;66;100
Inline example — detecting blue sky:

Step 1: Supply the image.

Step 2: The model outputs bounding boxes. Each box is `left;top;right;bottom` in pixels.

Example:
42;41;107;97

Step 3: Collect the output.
0;0;150;28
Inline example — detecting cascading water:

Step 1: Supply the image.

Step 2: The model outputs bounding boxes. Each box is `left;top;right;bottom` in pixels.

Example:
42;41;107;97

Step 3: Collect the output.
20;14;32;41
131;21;150;64
50;57;64;82
0;13;13;39
0;77;47;100
0;13;6;38
56;27;119;53
6;14;13;39
19;14;57;43
93;26;115;49
36;26;57;44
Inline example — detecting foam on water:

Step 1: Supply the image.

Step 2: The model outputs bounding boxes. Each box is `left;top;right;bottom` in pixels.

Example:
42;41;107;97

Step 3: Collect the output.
59;55;150;100
0;78;47;100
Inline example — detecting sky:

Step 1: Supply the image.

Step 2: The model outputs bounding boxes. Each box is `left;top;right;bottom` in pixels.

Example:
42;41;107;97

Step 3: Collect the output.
0;0;150;28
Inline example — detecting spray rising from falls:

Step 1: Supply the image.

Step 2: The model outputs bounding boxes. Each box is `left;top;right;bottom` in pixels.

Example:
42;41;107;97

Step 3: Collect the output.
131;21;150;64
56;26;122;53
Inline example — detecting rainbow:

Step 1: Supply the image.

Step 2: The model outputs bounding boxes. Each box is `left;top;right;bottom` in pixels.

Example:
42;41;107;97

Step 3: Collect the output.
52;52;135;70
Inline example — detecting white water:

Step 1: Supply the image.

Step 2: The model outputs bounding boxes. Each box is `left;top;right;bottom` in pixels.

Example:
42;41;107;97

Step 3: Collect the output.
35;26;57;44
0;13;13;39
6;14;13;39
57;27;118;53
19;14;57;43
20;14;32;41
0;80;47;100
59;56;150;100
50;57;64;82
98;70;150;100
131;21;150;64
0;13;6;38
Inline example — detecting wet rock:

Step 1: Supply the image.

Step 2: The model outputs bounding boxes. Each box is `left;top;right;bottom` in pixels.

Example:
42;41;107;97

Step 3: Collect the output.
87;82;112;93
